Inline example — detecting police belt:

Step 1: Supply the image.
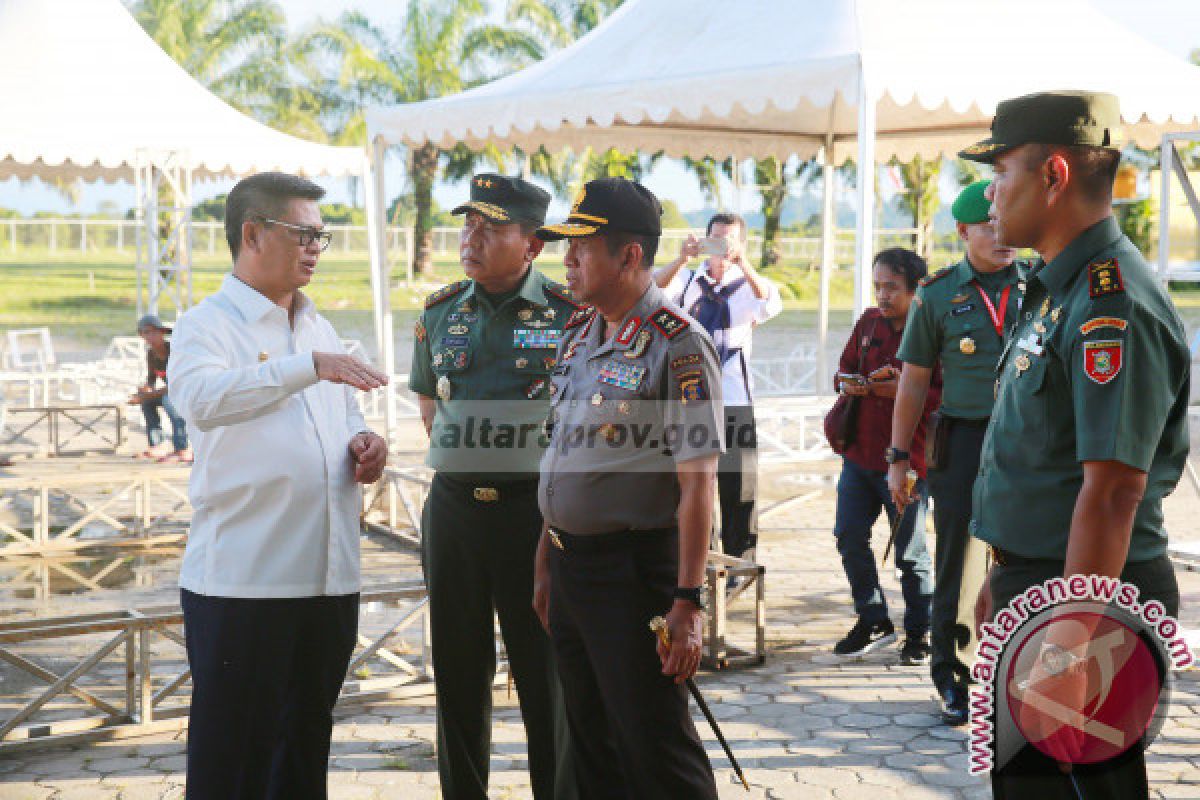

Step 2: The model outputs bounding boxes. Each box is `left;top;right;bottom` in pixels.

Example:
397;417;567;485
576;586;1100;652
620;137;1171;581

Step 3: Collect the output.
942;414;990;429
437;473;539;503
547;526;675;553
988;545;1064;568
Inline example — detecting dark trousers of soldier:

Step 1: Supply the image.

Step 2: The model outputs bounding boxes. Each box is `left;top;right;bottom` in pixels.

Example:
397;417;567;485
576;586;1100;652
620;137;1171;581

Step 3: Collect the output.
718;405;758;558
926;417;990;695
547;528;719;800
422;475;576;800
989;553;1179;799
181;590;358;800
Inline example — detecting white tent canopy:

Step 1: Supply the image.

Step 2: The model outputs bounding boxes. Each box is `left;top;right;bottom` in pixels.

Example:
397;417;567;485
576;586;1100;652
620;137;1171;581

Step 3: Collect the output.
367;0;1200;329
0;0;364;181
367;0;1200;162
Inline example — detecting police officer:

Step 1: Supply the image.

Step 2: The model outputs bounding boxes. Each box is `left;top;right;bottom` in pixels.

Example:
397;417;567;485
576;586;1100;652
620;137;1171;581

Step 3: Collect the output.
963;92;1189;796
888;180;1024;726
409;174;581;800
532;178;724;798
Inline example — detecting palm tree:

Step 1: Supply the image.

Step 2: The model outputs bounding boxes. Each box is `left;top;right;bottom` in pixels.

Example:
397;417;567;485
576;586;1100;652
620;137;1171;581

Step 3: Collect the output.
306;2;543;275
507;0;625;48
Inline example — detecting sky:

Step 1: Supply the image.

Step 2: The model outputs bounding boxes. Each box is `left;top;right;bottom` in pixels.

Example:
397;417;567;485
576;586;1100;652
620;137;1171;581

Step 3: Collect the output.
3;0;1199;217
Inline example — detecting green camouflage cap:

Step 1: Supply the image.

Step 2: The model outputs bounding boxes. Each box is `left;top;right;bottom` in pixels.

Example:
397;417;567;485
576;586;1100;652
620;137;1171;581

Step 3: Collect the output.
951;180;992;224
960;90;1121;164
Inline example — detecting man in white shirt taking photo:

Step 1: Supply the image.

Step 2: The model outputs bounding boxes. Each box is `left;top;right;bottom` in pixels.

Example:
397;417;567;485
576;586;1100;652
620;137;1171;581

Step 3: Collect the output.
168;172;389;800
655;213;782;561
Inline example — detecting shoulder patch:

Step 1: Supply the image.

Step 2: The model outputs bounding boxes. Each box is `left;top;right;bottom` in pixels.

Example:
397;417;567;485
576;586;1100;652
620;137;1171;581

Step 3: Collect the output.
544;281;585;309
650;307;689;339
564;307;595;330
918;267;953;288
425;280;470;309
1080;317;1128;336
1088;258;1125;299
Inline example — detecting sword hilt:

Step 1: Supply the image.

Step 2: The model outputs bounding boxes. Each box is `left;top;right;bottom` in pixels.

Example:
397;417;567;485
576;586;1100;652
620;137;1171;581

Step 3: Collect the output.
649;615;670;647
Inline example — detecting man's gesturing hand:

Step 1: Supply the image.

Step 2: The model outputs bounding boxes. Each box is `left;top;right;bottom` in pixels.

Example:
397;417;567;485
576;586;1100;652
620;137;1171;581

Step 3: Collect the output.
348;431;387;484
313;352;389;392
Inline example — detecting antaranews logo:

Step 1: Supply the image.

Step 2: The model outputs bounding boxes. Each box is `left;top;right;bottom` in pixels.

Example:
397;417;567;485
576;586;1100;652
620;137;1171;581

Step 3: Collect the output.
967;575;1194;775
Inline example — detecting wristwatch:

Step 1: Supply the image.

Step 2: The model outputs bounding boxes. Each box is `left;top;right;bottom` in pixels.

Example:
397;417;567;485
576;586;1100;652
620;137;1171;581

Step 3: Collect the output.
884;446;910;464
673;586;705;610
1039;643;1084;677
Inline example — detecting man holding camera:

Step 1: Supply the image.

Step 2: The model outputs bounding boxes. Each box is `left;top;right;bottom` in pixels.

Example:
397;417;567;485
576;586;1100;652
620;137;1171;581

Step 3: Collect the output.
654;213;782;561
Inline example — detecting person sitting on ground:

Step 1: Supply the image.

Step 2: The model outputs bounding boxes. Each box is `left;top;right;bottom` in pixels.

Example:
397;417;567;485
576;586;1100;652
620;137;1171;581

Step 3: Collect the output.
128;314;191;464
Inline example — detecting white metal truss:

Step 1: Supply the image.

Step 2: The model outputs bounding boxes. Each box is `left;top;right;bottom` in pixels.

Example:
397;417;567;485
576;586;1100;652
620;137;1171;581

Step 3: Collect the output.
134;150;193;320
1158;131;1200;283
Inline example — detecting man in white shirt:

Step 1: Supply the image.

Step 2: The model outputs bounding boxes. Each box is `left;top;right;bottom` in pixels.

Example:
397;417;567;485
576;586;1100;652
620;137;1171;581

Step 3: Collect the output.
168;172;389;800
655;213;782;561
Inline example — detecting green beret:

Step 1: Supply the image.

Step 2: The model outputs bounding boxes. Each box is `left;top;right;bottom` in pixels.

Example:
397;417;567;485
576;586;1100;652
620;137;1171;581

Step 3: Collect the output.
952;180;992;225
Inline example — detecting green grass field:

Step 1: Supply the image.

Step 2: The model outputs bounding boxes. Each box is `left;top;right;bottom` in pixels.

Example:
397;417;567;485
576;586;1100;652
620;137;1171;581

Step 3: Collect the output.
3;250;1199;350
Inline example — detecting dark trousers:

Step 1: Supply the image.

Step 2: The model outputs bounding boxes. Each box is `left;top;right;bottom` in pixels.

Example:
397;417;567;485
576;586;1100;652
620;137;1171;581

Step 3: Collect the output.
421;475;575;800
548;528;718;800
989;554;1180;799
142;394;188;450
833;458;933;634
926;417;990;694
181;589;358;800
718;405;758;558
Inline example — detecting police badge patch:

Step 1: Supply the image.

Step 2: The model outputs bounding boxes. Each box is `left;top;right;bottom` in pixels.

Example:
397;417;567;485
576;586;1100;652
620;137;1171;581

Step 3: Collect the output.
677;371;708;404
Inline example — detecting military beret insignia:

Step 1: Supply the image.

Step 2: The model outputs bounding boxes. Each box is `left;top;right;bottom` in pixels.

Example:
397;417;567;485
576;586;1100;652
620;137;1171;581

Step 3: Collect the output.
565;307;595;330
1083;340;1123;384
1088;258;1125;298
414;317;427;343
544;281;585;309
650;308;688;339
676;371;708;404
425;280;470;309
918;267;953;288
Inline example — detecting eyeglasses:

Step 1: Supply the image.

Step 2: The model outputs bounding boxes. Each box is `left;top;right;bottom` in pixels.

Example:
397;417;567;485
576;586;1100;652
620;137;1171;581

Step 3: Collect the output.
256;216;333;251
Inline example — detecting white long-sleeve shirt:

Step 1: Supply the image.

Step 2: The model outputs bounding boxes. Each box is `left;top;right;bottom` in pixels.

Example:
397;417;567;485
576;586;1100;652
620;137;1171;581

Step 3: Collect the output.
168;275;367;598
665;263;783;405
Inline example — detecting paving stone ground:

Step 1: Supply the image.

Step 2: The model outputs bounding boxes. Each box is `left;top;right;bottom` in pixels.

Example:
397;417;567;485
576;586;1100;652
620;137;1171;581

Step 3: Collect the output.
1;463;1198;799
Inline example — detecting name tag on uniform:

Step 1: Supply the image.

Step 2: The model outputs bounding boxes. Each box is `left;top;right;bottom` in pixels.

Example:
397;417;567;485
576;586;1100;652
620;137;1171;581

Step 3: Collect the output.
441;336;469;348
951;303;976;316
513;328;563;349
597;360;646;391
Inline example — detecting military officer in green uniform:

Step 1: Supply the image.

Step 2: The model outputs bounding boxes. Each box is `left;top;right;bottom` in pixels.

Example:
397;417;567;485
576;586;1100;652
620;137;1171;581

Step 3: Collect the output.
409;174;581;800
888;180;1024;726
532;178;724;798
963;92;1188;797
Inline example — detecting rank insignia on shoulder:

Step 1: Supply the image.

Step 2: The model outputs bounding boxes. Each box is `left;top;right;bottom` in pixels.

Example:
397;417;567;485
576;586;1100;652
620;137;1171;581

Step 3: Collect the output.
1083;340;1123;384
1080;316;1128;335
677;370;708;404
1088;258;1125;298
918;267;952;288
650;308;688;339
425;280;470;309
544;282;585;309
414;318;427;344
565;307;595;330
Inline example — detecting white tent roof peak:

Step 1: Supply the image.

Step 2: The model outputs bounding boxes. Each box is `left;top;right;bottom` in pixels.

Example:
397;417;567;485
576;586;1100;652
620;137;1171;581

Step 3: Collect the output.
0;0;364;182
367;0;1200;162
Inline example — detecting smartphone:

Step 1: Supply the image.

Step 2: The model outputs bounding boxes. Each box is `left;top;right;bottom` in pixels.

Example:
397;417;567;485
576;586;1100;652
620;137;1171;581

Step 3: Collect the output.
837;372;867;387
697;236;730;256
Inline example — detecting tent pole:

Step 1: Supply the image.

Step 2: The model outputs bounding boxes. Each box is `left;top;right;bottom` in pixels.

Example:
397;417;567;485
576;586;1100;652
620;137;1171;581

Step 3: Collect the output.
818;136;835;391
1158;136;1174;285
364;136;395;446
854;75;876;316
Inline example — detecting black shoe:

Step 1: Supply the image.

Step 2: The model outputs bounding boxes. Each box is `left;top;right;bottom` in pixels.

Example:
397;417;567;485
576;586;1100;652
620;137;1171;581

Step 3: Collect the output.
833;618;896;657
899;633;931;666
940;687;968;726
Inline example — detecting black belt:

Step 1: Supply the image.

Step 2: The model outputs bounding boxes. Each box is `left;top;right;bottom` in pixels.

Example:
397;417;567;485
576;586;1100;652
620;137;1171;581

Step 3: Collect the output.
547;526;674;553
436;474;539;503
945;415;990;428
989;545;1061;567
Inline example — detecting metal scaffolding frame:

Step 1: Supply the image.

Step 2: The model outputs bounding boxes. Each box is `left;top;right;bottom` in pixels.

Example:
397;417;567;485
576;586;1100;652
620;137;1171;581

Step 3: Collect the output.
1158;131;1200;283
134;150;193;320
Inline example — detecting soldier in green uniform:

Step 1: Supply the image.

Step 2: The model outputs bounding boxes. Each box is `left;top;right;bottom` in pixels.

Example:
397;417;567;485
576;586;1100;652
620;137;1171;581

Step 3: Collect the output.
532;178;724;798
963;92;1189;797
888;180;1024;726
409;174;581;800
